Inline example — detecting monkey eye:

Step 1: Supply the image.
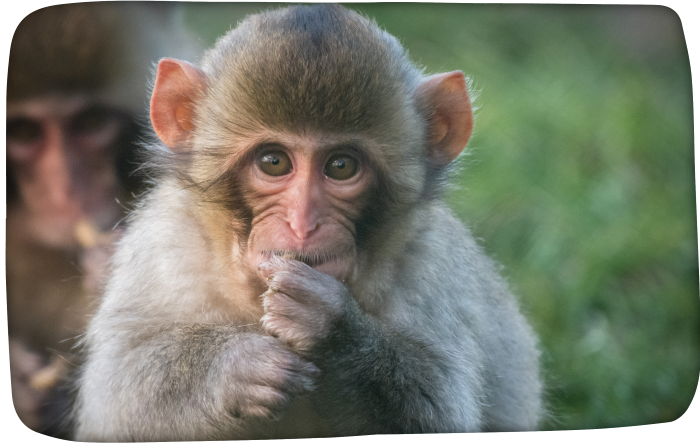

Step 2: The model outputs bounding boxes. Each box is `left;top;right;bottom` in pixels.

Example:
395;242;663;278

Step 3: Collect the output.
6;118;43;161
7;117;42;144
324;154;358;180
259;151;293;176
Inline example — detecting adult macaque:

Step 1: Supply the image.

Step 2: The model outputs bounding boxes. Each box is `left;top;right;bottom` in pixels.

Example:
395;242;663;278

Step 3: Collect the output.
75;5;541;440
6;3;196;436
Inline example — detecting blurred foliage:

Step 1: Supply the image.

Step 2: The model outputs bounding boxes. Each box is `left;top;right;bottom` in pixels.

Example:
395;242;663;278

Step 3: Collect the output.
181;3;699;431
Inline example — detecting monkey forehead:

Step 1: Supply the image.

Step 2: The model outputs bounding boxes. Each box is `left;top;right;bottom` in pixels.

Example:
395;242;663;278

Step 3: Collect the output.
199;5;423;138
6;94;93;120
224;130;376;161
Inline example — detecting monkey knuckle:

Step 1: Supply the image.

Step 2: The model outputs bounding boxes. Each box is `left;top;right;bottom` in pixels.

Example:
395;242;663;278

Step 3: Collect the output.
260;324;278;341
268;271;303;290
272;329;299;349
239;403;277;420
266;281;288;296
259;312;273;326
249;385;288;406
280;331;311;351
292;338;316;354
261;295;278;313
264;291;295;310
258;370;308;401
281;352;315;376
260;317;287;339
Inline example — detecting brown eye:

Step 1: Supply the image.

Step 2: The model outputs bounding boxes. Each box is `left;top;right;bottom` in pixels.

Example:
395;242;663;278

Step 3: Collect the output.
7;117;42;144
7;118;43;161
324;154;358;180
259;151;293;176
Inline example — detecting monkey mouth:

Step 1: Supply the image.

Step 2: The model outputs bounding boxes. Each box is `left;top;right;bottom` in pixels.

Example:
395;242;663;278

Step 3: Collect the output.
261;250;342;268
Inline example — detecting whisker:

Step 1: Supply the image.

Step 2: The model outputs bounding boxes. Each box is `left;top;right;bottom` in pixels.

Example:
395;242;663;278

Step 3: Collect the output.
261;249;345;267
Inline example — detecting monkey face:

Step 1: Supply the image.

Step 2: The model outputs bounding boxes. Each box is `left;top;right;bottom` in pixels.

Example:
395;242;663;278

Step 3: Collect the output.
150;46;473;288
6;95;125;248
241;131;372;283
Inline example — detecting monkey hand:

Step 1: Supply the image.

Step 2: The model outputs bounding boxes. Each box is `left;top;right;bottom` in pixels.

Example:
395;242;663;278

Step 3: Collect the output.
214;333;319;421
258;256;357;355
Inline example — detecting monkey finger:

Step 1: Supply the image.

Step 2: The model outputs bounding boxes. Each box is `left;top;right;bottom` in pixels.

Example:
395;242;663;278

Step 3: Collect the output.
257;256;292;278
261;297;322;337
261;314;302;346
259;362;319;397
236;404;280;421
232;389;290;421
258;255;314;280
260;311;286;334
261;288;307;314
262;311;327;354
266;270;339;303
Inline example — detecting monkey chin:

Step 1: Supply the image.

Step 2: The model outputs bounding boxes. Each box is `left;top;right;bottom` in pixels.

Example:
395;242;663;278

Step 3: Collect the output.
253;249;355;283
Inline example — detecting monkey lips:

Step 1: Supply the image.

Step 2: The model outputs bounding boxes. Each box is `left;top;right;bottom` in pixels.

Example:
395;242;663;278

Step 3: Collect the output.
255;249;355;283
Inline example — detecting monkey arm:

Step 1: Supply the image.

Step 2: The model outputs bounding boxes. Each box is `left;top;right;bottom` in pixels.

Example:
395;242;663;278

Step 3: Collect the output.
309;302;485;434
75;321;319;441
76;322;241;441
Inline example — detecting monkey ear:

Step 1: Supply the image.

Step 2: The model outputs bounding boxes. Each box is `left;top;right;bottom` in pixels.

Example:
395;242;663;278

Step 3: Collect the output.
150;58;207;150
415;71;473;167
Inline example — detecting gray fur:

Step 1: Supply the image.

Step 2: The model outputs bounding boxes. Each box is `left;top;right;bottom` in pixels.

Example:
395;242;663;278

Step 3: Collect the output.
74;5;541;440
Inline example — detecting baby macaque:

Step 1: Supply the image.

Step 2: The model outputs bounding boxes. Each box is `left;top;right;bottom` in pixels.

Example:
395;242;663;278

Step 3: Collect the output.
74;5;542;440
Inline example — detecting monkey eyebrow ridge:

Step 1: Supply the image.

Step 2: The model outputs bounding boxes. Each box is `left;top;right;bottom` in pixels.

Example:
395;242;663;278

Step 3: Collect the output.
247;137;368;159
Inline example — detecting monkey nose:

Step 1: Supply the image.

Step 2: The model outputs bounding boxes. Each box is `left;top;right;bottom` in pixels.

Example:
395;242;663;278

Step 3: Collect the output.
287;208;321;240
41;140;76;207
288;218;320;240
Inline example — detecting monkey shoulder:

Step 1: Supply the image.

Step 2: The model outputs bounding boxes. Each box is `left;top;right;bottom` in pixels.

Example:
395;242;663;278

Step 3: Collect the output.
363;201;539;362
376;202;508;303
95;180;237;324
407;203;542;430
354;202;519;344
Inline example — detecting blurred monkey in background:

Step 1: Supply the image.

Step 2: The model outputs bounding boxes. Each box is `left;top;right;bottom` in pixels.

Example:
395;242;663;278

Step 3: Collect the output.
6;2;197;436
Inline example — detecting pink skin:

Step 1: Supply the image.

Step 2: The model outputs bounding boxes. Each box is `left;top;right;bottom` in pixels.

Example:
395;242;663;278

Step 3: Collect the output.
243;133;371;283
7;96;122;248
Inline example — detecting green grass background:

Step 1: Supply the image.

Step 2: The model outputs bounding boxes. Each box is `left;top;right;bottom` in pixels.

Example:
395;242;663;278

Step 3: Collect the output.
180;3;699;431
